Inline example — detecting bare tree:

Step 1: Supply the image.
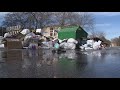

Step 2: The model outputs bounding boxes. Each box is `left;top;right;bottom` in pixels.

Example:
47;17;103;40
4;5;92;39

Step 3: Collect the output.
2;12;95;32
53;12;95;30
111;36;120;46
2;12;53;29
2;12;29;29
88;30;106;38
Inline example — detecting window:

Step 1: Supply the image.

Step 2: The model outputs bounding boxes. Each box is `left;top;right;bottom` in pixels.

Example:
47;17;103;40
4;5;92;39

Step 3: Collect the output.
50;30;53;36
50;27;53;30
50;32;53;36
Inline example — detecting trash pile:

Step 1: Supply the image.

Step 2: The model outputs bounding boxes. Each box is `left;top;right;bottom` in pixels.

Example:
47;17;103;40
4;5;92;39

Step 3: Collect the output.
21;29;41;49
1;28;104;51
80;39;102;50
2;29;41;49
42;37;103;52
59;38;78;50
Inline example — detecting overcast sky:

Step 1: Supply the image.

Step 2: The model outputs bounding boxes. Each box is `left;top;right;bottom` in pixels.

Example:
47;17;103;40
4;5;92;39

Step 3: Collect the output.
0;12;120;40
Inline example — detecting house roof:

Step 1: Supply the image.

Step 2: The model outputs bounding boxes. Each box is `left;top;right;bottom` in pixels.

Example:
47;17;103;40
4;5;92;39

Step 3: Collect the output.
60;26;80;32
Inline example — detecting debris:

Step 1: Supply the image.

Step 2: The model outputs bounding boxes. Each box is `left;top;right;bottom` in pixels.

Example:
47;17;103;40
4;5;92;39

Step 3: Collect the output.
80;39;102;50
20;29;30;35
4;33;12;38
36;29;41;33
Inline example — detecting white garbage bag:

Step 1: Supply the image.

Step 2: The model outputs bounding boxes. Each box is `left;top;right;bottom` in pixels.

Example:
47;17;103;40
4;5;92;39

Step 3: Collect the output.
67;38;78;44
58;39;62;43
60;42;76;49
20;29;30;35
93;41;102;50
67;43;76;49
83;44;88;48
60;42;68;49
36;29;41;33
87;40;94;46
98;40;102;45
4;33;11;38
24;32;36;41
0;44;4;48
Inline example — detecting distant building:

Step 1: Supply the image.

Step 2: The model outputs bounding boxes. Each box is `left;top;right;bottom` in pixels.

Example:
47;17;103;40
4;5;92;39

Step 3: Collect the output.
42;26;60;39
111;42;117;47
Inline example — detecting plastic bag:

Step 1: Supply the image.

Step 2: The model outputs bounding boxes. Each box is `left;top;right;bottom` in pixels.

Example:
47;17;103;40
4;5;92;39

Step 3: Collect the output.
60;42;76;49
93;41;101;50
54;43;59;49
0;44;4;48
36;29;41;33
67;43;76;49
20;29;30;35
28;43;38;49
87;40;94;46
24;32;36;41
67;38;78;44
4;33;11;38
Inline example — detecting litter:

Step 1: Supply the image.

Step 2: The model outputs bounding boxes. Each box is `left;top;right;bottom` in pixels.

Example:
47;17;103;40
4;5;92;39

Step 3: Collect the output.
80;39;102;50
36;29;41;33
67;38;78;44
20;29;30;35
0;44;4;48
4;33;12;38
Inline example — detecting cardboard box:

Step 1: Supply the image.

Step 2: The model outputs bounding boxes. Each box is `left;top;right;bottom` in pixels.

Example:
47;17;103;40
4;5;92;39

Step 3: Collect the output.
4;39;22;49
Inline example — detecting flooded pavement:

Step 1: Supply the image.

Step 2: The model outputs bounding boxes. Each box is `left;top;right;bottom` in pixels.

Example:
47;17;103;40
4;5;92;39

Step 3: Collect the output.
0;47;120;78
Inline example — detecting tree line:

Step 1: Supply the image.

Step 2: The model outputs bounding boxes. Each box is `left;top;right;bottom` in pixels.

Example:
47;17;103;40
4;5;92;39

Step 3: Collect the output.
1;12;94;31
111;36;120;46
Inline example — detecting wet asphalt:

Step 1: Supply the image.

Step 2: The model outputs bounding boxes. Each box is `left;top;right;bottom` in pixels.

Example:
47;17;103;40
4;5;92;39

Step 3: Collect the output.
0;47;120;78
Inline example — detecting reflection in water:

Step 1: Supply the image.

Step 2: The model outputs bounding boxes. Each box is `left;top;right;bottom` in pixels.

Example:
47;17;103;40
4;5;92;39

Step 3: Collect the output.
75;52;88;72
0;48;120;78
